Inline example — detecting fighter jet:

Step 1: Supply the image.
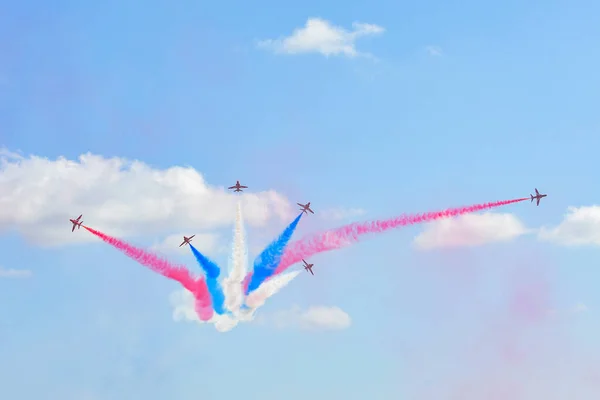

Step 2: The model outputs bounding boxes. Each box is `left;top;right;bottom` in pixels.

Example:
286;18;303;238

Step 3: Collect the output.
69;214;83;232
228;181;248;192
302;259;315;275
530;188;547;206
297;202;314;214
179;235;195;247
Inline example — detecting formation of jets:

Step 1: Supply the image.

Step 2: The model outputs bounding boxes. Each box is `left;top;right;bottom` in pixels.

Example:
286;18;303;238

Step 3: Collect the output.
179;235;195;247
530;188;547;206
69;184;547;277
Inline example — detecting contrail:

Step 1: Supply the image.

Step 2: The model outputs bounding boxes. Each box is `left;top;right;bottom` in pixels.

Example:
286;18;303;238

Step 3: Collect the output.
273;198;528;274
246;213;303;294
223;200;248;315
189;244;226;315
84;226;213;321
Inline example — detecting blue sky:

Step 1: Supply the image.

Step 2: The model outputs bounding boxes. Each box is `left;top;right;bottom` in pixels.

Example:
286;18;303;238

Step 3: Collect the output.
1;0;600;398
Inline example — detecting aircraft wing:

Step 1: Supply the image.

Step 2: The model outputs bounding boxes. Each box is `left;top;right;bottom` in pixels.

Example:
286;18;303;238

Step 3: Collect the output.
309;268;314;275
228;186;235;189
72;224;76;232
535;188;539;195
308;208;314;214
240;185;248;188
536;198;540;206
77;214;82;220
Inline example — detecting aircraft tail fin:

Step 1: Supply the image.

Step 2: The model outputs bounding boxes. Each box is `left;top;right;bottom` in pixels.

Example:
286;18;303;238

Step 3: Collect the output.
530;194;534;202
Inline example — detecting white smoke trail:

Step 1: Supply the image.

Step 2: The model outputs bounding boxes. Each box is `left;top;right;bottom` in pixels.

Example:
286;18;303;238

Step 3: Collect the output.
239;271;301;321
170;289;239;332
170;270;301;329
222;200;248;315
170;200;302;331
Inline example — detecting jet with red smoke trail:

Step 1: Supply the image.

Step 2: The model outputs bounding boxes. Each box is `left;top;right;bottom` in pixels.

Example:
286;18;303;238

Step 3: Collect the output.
267;196;529;277
530;188;547;206
302;259;315;275
297;202;314;214
228;181;248;192
83;225;214;321
69;214;83;232
179;235;195;247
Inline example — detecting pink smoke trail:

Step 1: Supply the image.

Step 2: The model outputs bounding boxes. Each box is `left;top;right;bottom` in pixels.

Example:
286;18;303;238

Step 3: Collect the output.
84;226;213;321
274;197;528;274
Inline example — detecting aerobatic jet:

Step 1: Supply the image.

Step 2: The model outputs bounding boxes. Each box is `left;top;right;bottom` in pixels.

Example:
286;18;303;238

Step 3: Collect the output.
530;188;547;206
302;259;315;275
179;235;195;247
297;202;314;214
228;181;248;192
69;214;83;232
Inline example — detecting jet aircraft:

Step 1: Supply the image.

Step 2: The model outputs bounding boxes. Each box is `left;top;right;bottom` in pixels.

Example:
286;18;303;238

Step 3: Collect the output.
228;181;248;192
179;235;195;247
302;259;315;275
530;188;547;206
69;214;83;232
297;202;314;214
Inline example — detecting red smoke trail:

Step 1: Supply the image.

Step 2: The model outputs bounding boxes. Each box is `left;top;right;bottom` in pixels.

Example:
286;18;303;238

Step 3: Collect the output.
273;197;528;275
83;226;213;321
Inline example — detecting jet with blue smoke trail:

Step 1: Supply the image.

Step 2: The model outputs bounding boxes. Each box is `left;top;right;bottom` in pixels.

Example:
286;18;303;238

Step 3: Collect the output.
246;213;303;294
189;244;226;315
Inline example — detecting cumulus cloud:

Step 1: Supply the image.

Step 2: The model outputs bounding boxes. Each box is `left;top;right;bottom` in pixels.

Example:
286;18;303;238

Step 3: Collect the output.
170;289;240;332
413;212;529;250
0;149;292;247
269;305;351;331
0;266;32;278
547;302;589;318
573;302;589;314
425;45;443;56
538;206;600;246
257;17;384;58
319;207;366;221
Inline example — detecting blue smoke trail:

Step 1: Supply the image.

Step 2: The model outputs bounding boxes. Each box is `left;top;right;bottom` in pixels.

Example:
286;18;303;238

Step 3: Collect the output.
189;244;225;315
246;213;303;294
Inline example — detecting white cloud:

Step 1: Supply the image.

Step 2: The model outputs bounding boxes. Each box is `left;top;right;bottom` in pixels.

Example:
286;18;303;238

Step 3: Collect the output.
150;233;221;256
257;17;384;58
413;212;529;250
319;207;366;221
547;302;589;317
425;45;443;56
538;206;600;246
0;149;292;247
573;302;589;314
269;305;351;331
0;266;32;278
169;289;240;332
